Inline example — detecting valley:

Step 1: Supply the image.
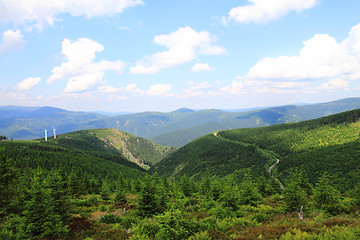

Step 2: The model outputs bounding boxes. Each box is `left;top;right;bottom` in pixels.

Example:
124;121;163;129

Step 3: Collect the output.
0;106;360;239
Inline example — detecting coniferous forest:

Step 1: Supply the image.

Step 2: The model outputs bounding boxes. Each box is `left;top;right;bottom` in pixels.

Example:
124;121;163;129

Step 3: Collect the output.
1;110;360;239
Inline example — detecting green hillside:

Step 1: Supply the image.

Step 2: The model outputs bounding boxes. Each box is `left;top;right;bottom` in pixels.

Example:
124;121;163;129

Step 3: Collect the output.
0;139;145;192
54;128;177;169
152;109;360;191
151;98;360;146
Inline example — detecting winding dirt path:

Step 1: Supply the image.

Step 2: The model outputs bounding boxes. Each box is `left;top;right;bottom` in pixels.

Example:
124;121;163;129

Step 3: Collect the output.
268;159;285;190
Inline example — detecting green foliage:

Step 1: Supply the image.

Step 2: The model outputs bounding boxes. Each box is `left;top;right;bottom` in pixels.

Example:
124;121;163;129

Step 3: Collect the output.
239;175;263;206
56;128;177;168
137;178;159;218
7;171;69;239
313;173;346;215
99;214;122;224
284;170;308;212
0;151;17;215
155;208;195;240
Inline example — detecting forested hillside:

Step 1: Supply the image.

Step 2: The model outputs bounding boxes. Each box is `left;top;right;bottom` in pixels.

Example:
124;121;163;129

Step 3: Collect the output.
153;109;360;191
55;128;177;169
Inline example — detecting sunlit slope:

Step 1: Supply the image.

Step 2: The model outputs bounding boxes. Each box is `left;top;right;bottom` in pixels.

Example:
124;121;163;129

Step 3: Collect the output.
214;109;360;190
152;109;360;191
55;128;177;169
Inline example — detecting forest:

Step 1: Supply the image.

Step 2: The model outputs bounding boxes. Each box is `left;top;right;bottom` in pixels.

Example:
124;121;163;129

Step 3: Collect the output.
1;110;360;239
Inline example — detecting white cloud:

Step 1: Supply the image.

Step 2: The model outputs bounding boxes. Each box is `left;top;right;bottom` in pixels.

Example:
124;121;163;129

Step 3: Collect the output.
190;63;213;72
147;84;173;96
321;78;349;90
124;83;141;93
16;77;41;90
0;0;144;30
47;38;126;92
184;89;204;97
245;23;360;84
130;26;226;74
0;29;26;54
189;81;213;90
98;85;120;93
230;79;244;94
224;0;318;24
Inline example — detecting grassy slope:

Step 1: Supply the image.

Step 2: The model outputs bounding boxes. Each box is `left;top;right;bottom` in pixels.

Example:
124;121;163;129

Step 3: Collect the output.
55;128;177;169
152;109;360;190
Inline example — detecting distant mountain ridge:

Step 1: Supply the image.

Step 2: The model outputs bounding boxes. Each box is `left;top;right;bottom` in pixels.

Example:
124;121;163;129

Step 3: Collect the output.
1;98;360;145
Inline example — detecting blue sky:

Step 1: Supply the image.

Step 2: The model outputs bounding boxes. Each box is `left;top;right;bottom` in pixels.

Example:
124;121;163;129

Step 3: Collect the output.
1;0;360;112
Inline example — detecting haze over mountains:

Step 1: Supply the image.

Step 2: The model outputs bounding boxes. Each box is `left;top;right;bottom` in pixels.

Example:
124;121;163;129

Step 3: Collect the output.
1;98;360;146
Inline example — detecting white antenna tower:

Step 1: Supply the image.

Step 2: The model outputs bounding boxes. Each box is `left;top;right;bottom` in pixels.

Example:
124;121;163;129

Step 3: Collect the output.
52;126;56;139
44;129;47;141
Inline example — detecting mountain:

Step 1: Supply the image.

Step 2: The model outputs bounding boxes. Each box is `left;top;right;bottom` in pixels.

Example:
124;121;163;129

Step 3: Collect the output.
54;128;177;169
151;98;360;146
0;106;106;140
2;98;360;145
151;109;360;191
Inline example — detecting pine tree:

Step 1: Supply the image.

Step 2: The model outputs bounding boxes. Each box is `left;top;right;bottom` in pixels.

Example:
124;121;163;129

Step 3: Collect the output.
284;170;308;212
19;171;68;239
47;171;71;222
239;174;263;206
313;172;342;215
0;153;17;215
137;178;158;218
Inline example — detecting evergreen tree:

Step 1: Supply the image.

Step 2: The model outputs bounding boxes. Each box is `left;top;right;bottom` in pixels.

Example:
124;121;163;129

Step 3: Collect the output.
284;170;308;212
114;188;127;203
18;172;68;239
137;177;158;218
47;171;71;222
313;172;342;215
239;174;262;206
0;153;17;215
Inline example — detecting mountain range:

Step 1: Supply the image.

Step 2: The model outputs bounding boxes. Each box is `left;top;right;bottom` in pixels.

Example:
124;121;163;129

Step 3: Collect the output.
1;98;360;147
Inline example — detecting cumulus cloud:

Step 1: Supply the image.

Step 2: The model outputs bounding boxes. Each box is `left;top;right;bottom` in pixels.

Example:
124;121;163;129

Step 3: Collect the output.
130;26;226;74
147;84;173;95
190;63;213;72
0;29;26;54
321;78;349;90
0;0;143;30
241;23;360;91
16;77;41;90
124;83;141;93
47;38;126;92
223;0;318;24
184;89;204;97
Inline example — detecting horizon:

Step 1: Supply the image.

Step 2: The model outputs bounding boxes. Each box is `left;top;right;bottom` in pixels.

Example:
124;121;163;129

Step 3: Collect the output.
1;1;360;112
1;96;358;114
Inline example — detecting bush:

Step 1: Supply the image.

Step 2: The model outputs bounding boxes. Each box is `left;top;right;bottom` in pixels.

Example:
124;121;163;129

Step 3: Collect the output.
99;214;121;224
99;204;107;212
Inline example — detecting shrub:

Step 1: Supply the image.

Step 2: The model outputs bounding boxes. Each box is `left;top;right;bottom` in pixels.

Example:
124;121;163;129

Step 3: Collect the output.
99;214;121;224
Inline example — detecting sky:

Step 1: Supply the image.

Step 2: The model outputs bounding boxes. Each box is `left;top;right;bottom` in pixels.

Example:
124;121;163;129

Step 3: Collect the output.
1;0;360;112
